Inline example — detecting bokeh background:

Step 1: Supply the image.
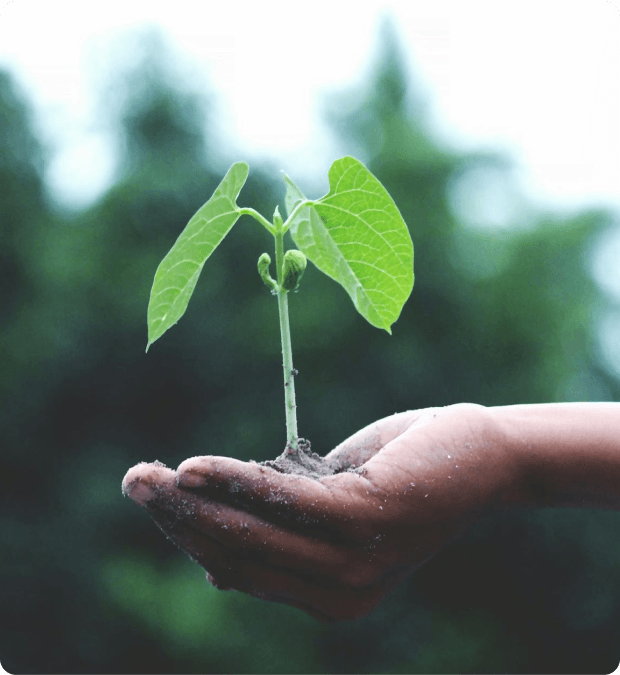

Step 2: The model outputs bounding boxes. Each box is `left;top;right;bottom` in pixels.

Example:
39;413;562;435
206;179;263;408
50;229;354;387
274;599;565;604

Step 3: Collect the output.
2;1;620;673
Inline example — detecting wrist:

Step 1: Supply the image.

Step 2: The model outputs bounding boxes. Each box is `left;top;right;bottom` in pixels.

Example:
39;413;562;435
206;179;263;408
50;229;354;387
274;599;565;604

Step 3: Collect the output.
488;403;620;510
465;403;533;511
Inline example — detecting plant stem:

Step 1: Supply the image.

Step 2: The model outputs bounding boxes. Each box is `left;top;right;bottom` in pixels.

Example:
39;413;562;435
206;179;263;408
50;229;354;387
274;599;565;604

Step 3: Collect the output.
281;199;313;233
238;207;275;235
274;226;298;449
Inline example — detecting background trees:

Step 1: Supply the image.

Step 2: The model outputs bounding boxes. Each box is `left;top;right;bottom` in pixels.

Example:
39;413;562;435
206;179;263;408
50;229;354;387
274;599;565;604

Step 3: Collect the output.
2;25;619;674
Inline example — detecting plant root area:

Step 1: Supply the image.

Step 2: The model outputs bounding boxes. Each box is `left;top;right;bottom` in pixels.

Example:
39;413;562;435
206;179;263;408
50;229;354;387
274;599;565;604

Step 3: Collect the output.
258;438;344;480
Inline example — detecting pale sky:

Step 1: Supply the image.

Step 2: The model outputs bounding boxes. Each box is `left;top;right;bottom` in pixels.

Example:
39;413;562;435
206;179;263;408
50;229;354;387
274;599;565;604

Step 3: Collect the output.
0;0;619;217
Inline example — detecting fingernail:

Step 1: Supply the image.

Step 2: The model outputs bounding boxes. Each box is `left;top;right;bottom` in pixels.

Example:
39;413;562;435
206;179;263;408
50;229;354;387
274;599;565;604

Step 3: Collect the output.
124;480;155;506
177;471;206;488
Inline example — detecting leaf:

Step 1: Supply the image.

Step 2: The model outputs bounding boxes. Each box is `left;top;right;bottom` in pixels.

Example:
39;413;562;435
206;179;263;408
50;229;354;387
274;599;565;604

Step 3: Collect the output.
284;156;413;333
146;162;249;350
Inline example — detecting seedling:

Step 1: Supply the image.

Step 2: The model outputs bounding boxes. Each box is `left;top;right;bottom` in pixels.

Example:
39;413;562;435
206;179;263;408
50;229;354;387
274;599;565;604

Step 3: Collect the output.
146;156;414;458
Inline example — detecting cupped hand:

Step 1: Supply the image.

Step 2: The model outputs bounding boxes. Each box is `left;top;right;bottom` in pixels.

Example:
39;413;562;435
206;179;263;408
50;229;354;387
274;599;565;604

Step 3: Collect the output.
122;403;521;622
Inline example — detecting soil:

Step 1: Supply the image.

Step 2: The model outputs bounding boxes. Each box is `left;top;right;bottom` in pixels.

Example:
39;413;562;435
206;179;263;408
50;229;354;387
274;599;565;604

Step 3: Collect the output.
258;438;345;480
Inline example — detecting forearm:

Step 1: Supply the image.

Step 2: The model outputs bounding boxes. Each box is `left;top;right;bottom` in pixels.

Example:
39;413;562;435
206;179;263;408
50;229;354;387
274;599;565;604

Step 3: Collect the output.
491;403;620;510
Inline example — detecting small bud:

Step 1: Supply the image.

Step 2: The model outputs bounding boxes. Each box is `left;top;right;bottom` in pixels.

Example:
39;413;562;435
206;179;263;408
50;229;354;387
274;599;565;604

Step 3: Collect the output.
282;249;307;292
257;253;277;291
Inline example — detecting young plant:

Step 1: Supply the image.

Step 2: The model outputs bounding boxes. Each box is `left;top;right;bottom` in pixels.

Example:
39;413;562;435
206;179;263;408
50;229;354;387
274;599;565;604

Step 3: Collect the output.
146;156;414;456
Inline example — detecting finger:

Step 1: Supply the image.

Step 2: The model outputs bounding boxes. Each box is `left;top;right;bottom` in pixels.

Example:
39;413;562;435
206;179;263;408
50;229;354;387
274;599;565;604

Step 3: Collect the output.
207;550;416;623
123;462;214;557
123;471;342;621
123;465;407;621
125;462;377;584
122;462;178;506
124;463;264;585
147;501;380;623
202;553;388;623
176;455;379;539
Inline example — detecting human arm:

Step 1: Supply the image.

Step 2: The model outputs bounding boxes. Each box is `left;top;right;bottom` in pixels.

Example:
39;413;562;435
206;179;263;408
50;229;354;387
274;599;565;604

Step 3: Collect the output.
490;402;620;510
122;402;620;622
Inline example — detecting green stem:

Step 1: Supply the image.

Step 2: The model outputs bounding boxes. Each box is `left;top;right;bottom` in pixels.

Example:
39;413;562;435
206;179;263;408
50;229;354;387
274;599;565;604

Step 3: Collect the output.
281;200;314;233
238;207;276;235
274;226;298;449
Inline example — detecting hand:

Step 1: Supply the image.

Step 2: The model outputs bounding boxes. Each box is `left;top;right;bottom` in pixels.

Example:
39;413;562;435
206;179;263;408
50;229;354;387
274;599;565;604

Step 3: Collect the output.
122;403;522;622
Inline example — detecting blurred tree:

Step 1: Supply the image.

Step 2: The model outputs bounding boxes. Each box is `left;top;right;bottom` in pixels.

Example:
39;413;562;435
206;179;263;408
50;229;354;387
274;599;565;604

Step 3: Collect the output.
0;70;53;435
2;19;619;675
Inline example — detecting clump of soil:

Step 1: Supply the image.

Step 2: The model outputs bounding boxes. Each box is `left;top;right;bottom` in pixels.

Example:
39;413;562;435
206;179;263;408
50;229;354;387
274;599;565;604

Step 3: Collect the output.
259;438;343;480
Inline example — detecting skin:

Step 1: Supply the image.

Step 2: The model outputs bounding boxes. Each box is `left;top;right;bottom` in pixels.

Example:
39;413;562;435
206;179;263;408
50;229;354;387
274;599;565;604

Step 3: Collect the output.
122;402;620;623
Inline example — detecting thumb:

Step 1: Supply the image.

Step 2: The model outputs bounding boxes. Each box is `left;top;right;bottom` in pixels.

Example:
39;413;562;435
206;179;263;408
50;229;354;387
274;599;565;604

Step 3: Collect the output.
324;410;421;471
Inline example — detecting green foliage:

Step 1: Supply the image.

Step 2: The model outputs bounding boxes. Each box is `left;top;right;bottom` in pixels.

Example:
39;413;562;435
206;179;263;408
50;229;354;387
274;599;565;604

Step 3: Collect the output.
285;156;414;333
148;156;413;347
146;162;249;350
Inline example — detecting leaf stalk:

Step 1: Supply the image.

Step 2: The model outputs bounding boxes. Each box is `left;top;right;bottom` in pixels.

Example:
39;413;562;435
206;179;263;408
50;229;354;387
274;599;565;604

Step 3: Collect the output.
238;207;276;235
281;199;314;233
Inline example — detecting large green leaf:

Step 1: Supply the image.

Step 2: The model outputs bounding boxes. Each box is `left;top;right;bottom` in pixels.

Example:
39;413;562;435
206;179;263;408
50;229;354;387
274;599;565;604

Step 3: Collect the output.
284;156;413;333
146;162;249;350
